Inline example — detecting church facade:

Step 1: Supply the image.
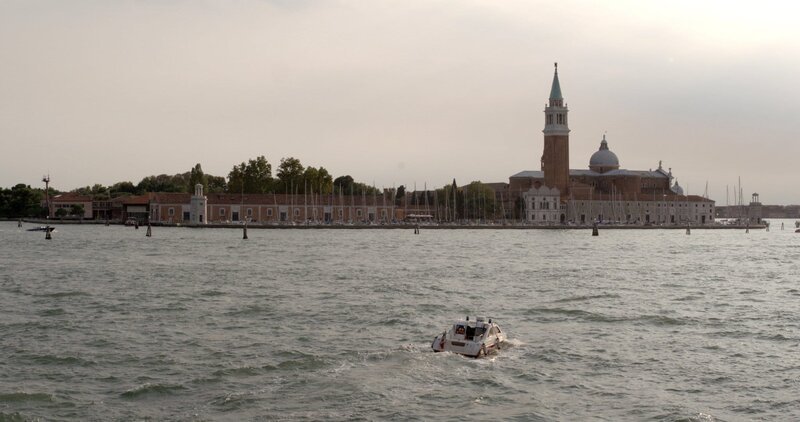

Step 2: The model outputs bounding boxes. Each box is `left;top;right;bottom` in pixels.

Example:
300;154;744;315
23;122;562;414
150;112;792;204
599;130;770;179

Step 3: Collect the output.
511;64;715;225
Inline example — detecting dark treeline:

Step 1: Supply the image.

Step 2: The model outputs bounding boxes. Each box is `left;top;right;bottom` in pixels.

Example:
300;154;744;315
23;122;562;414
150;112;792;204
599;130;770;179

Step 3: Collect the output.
1;156;503;220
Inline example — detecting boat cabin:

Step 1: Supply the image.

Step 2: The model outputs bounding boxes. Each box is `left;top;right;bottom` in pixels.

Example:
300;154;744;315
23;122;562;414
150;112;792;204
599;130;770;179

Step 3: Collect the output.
449;316;498;341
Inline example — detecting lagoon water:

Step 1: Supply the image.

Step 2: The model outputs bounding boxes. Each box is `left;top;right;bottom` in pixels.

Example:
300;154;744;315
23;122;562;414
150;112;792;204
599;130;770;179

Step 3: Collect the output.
1;220;799;421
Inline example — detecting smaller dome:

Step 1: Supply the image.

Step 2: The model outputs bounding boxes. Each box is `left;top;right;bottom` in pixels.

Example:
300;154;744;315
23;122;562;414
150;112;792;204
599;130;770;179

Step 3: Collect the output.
589;135;620;172
671;180;684;195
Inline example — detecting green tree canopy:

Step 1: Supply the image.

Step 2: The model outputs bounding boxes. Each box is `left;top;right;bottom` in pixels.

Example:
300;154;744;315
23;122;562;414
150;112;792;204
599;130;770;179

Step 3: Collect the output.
70;204;85;217
109;181;137;197
333;175;355;195
275;157;304;193
206;175;226;193
0;184;44;218
303;166;333;194
74;184;110;200
227;156;273;194
188;163;207;192
462;181;497;220
394;185;406;205
137;174;185;193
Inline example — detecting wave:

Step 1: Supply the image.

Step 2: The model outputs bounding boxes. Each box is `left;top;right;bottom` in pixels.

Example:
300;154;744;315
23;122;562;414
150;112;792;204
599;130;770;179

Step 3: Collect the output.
636;315;689;326
27;353;95;366
211;391;259;410
526;308;691;326
263;351;329;372
38;308;66;316
120;383;186;399
0;412;29;422
212;366;263;377
553;293;621;303
34;291;89;298
0;392;54;403
224;304;274;317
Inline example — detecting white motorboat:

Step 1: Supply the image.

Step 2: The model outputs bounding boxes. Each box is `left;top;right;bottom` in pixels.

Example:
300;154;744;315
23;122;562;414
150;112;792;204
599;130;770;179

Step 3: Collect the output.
431;316;506;358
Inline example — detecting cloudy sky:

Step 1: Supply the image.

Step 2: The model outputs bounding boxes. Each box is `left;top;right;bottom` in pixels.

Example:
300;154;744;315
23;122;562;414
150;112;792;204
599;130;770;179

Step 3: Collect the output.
2;0;798;204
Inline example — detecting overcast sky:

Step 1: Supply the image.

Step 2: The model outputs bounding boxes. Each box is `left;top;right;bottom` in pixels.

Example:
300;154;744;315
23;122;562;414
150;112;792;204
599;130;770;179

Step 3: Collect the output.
2;0;798;204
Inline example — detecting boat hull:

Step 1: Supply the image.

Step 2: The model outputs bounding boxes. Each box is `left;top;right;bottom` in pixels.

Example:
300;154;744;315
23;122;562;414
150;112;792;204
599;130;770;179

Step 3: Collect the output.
431;332;506;358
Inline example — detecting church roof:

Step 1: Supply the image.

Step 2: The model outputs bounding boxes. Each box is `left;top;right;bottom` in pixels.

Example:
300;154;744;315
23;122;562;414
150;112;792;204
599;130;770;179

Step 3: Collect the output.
510;170;544;179
513;168;671;179
598;169;637;176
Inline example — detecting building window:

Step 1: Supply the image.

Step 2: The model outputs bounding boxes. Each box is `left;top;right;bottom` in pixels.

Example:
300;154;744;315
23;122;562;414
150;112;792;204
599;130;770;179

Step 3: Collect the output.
247;208;253;216
168;207;175;216
294;209;300;216
267;209;273;217
220;208;226;216
357;209;362;217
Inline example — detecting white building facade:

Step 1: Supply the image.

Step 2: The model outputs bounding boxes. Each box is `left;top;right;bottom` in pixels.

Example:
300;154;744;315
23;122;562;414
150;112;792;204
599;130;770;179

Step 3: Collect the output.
523;186;561;223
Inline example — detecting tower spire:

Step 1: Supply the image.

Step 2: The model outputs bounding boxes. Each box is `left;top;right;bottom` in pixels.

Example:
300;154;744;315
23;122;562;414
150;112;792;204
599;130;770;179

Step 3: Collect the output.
549;62;563;103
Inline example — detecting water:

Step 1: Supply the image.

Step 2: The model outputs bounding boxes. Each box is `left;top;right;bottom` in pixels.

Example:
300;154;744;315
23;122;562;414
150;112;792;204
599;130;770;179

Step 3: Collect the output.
1;220;799;421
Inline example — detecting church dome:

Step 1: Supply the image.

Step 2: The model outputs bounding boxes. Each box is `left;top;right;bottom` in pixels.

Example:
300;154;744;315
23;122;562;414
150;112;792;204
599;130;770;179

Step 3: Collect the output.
589;135;619;173
671;180;684;195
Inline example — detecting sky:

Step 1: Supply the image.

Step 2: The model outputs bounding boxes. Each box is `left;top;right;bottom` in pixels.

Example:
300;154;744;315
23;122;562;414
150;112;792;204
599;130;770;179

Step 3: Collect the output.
1;0;799;204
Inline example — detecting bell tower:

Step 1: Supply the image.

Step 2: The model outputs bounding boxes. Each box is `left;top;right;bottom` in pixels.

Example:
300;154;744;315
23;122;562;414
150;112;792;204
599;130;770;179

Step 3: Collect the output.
541;62;570;196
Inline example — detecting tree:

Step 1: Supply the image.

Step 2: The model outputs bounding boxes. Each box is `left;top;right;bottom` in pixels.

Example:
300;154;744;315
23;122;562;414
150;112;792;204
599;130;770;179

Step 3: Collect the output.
227;164;244;193
75;184;110;200
303;166;333;194
188;163;207;192
463;181;497;221
110;181;137;197
70;204;85;217
395;185;406;206
4;184;44;218
55;208;68;217
137;174;184;193
275;157;304;193
227;156;273;193
334;175;355;195
0;188;8;217
206;175;226;193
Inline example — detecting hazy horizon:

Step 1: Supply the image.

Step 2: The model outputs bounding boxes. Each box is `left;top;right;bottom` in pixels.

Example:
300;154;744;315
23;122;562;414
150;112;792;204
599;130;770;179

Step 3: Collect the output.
2;1;798;204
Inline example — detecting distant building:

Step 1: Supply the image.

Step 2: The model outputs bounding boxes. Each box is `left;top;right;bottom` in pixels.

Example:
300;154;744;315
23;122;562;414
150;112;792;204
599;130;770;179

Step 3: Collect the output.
511;64;715;224
715;193;763;224
49;192;93;219
114;191;412;224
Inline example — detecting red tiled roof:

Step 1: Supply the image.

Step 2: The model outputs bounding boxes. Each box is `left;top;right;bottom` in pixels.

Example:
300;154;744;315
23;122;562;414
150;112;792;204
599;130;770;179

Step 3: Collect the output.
150;192;191;204
52;192;92;203
119;194;150;205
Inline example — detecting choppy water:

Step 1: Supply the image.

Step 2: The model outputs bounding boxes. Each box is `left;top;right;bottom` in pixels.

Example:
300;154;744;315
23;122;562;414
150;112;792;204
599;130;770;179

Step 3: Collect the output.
1;220;799;421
